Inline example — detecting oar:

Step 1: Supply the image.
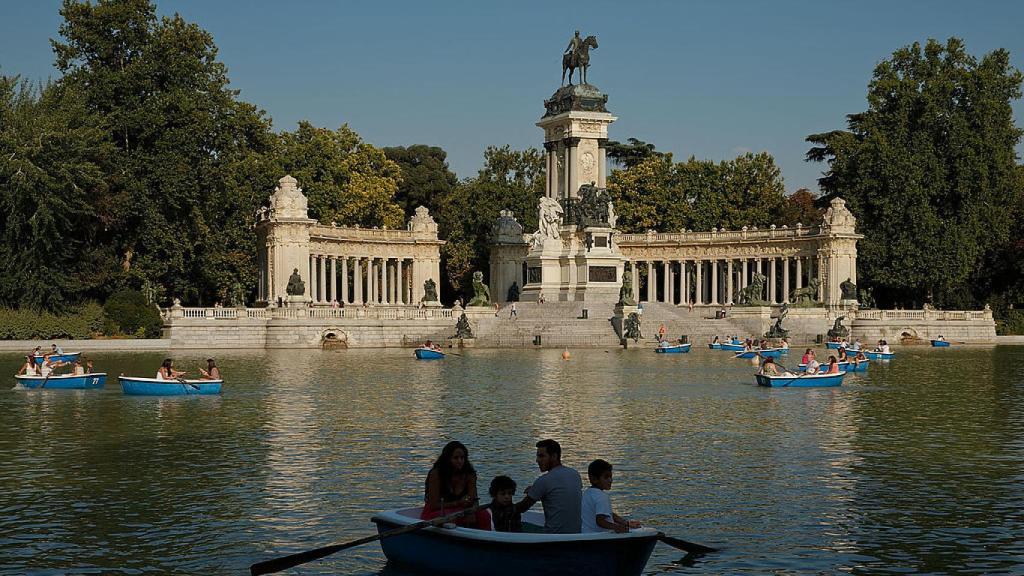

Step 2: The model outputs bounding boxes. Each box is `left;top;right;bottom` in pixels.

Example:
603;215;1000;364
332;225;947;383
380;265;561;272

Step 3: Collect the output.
656;532;718;555
250;502;491;576
176;377;200;391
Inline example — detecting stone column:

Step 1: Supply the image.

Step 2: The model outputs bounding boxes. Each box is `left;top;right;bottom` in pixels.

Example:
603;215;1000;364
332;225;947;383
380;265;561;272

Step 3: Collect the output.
646;261;654;302
795;257;802;290
340;257;349;303
817;254;826;302
410;259;420;304
597;138;608;188
381;258;389;305
711;260;719;305
328;257;336;303
726;259;734;305
563;142;571;200
368;258;376;304
682;261;690;305
741;259;748;290
769;258;777;304
783;257;790;303
695;260;703;305
308;256;314;301
567;138;579;198
663;261;670;305
352;258;361;304
544;142;555;198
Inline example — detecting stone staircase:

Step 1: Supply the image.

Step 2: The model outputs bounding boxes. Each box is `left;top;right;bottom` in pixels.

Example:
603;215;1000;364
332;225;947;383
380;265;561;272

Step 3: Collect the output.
471;302;623;348
624;302;770;345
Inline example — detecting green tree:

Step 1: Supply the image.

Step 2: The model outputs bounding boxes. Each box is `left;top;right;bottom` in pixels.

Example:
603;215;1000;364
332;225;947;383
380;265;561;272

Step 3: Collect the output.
778;188;824;227
277;122;405;229
608;152;788;233
437;145;544;296
383;145;459;217
51;0;277;306
806;38;1023;308
0;74;115;311
605;138;664;169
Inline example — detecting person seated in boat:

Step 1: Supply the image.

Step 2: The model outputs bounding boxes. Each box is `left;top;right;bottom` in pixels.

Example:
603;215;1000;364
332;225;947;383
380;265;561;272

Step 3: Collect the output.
804;352;821;375
488;475;522;532
199;358;221;380
156;358;186;381
514;439;583;534
39;357;65;377
854;350;867;364
85;359;94;373
17;355;38;376
52;343;64;356
656;323;667;343
712;336;720;346
837;347;849;362
874;340;891;354
581;459;641;534
824;355;840;374
421;441;491;530
421;339;441;351
780;338;790;350
801;348;814;365
71;360;86;376
758;356;785;376
937;335;946;342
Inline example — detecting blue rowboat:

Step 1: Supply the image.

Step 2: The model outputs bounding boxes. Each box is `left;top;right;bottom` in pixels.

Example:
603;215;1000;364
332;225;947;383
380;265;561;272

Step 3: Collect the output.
930;340;951;347
371;508;659;576
655;343;691;354
825;342;847;350
14;373;106;390
720;342;745;352
119;376;222;396
864;351;895;360
414;348;446;360
735;348;784;359
33;352;81;365
756;371;845;388
708;342;721;349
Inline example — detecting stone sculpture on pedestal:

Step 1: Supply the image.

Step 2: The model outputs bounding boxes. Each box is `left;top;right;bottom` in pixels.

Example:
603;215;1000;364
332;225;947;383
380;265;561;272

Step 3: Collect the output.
421;279;440;306
789;278;821;307
467;271;491;307
286;269;305;296
737;273;768;306
764;303;790;339
507;281;520;302
618;269;636;307
827;315;850;340
454;313;474;339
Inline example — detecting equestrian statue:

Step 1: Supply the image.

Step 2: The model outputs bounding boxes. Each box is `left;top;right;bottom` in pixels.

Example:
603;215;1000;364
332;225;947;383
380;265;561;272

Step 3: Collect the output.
562;30;599;85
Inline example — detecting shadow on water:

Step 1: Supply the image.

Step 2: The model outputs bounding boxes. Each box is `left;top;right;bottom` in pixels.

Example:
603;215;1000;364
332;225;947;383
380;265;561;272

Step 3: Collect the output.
1;346;1023;574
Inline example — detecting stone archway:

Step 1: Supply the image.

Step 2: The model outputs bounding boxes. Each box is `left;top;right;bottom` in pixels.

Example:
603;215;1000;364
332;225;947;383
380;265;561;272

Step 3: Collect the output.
899;327;919;343
321;329;349;349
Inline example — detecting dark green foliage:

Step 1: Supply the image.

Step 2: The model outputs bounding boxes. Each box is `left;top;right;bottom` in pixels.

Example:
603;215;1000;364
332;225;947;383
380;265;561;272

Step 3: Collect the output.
806;38;1023;308
102;289;161;338
608;152;788;233
436;146;544;296
605;138;664;169
0;302;104;340
779;188;824;227
384;145;459;217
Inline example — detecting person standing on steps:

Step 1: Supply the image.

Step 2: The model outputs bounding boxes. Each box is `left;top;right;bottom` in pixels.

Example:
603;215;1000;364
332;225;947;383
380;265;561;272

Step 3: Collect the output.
510;301;517;319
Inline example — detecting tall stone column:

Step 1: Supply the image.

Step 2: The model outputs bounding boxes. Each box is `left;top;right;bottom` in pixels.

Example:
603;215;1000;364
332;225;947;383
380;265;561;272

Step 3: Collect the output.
769;258;777;304
782;257;790;303
410;259;420;304
381;258;389;305
353;258;362;304
597;138;608;188
646;261;654;302
308;256;314;302
563;143;571;200
663;261;670;305
741;259;748;289
329;257;336;303
726;259;734;305
795;257;802;290
368;258;376;304
817;254;825;302
681;260;689;305
544;142;555;198
341;257;349;304
566;137;580;198
711;260;719;305
695;260;703;305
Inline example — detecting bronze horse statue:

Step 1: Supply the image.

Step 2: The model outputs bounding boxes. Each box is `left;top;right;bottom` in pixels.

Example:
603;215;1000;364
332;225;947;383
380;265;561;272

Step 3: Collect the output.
562;35;598;85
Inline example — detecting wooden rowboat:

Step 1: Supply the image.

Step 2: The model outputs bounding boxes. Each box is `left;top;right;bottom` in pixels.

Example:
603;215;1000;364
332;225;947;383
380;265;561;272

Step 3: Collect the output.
720;342;745;351
708;342;721;349
863;351;895;360
930;340;951;347
756;371;845;387
414;348;446;360
118;376;222;396
655;343;691;354
371;508;658;576
33;352;81;365
14;373;106;389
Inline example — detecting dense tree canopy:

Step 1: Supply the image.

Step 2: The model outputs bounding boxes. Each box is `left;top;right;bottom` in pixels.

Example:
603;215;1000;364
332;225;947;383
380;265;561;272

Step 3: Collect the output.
383;145;459;218
608;151;789;233
436;145;544;296
806;37;1023;308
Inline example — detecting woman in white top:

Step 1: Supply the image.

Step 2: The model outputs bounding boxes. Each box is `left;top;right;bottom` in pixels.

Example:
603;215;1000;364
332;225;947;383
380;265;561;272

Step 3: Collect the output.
156;358;186;380
17;356;38;376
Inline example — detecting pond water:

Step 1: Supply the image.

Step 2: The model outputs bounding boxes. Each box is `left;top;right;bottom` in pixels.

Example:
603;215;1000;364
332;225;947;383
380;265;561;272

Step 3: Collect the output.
2;346;1023;575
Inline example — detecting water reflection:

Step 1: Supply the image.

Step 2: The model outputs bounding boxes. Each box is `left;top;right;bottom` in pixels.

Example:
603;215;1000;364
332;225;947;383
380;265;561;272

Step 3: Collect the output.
0;346;1022;574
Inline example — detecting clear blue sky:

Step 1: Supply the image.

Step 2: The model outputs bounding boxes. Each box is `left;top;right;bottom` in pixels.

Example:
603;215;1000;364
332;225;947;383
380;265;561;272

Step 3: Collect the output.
3;0;1023;192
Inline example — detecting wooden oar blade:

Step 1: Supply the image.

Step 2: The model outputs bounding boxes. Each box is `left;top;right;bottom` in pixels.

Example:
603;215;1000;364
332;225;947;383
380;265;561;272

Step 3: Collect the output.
657;532;718;554
250;536;377;575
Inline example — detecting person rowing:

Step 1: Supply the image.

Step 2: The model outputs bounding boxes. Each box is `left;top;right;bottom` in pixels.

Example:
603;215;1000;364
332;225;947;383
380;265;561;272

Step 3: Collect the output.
758;356;794;377
515;439;582;534
199;358;221;380
420;339;441;351
156;358;186;380
420;441;490;529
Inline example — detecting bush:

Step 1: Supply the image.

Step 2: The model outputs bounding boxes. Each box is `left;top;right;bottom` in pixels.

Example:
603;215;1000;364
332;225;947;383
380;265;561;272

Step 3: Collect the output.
103;289;163;338
0;302;106;340
996;310;1024;336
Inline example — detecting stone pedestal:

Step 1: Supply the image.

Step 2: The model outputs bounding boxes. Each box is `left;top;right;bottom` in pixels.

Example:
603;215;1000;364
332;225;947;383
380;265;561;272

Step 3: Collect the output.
521;226;625;303
612;303;638;341
463;306;495;320
286;295;309;308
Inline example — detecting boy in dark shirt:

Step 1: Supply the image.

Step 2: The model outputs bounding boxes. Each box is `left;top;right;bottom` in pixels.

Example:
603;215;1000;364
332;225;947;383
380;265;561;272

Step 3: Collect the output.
489;475;522;532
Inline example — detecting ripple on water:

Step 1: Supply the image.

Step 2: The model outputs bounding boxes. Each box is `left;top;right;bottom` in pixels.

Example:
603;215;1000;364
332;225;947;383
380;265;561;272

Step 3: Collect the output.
0;346;1023;574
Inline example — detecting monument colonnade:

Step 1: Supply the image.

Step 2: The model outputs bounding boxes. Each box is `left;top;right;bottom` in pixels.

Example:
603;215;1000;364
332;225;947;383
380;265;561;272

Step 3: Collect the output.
255;176;444;307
